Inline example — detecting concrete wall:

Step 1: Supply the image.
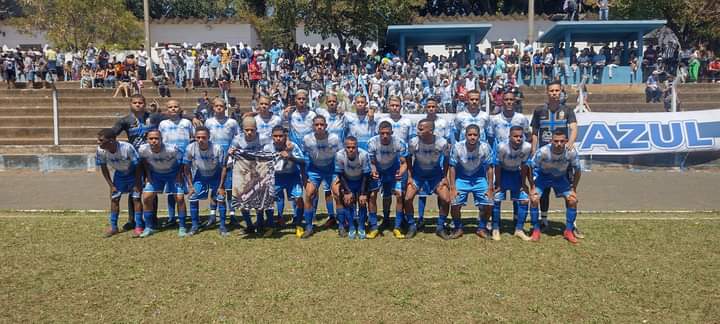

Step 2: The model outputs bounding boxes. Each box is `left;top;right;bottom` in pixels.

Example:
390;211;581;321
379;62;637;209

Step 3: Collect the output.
150;23;259;47
0;24;49;48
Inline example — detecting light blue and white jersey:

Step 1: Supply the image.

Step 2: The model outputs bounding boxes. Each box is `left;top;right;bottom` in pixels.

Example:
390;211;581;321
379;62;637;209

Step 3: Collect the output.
450;141;494;180
255;114;282;147
286;109;316;150
315;108;347;141
408;136;450;177
487;112;530;144
425;116;455;143
158;118;194;153
138;143;182;175
230;134;263;152
182;142;225;178
263;142;304;175
454;110;490;142
494;141;532;172
367;135;407;171
204;117;239;151
303;133;342;173
345;112;376;150
377;115;414;143
95;141;139;175
532;144;580;178
335;148;371;181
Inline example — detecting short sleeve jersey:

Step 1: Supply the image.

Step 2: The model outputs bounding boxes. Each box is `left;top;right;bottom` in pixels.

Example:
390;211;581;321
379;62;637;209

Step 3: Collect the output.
454;110;490;142
530;104;576;147
367;135;408;172
335;148;371;181
426;116;455;143
303;133;342;173
158;118;194;153
315;108;347;141
263;142;304;175
488;112;530;144
345;112;376;150
205;117;239;151
182;142;225;178
408;136;450;177
494;141;532;172
96;141;139;175
138;143;182;174
286;108;317;149
449;141;494;180
376;115;414;144
532;144;580;178
255;114;282;147
112;112;150;149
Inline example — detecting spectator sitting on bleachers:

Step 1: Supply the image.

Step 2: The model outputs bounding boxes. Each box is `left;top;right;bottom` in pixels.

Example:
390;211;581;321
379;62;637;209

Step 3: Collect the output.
646;71;662;103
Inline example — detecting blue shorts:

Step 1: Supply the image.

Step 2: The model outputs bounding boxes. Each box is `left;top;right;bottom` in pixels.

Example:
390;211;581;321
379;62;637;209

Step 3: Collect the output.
223;167;233;190
371;168;407;197
453;178;493;206
308;169;336;191
534;175;572;198
342;179;364;195
188;175;222;202
143;171;187;194
112;171;140;199
494;170;529;202
411;174;443;197
276;173;303;200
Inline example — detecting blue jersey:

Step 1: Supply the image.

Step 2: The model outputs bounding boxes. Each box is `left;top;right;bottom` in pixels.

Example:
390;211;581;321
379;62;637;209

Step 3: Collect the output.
315;108;347;141
95;141;139;176
450;141;494;180
532;144;580;178
204;117;239;151
367;135;407;172
335;148;371;181
182;142;225;178
425;115;454;143
286;109;316;150
263;142;304;175
454;110;490;142
345;112;376;150
408;136;450;177
255;114;282;147
230;134;263;152
138;143;182;175
158;118;194;153
494;141;532;172
377;115;414;144
487;112;530;145
303;133;342;173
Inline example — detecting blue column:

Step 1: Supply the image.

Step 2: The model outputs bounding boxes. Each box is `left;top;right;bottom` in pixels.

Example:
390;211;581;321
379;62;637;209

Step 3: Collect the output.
468;34;476;66
637;32;644;82
564;32;572;59
622;40;630;65
399;34;406;61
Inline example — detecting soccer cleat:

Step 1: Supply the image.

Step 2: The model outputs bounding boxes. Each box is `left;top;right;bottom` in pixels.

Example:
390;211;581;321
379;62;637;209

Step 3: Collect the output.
514;230;532;241
530;229;541;242
295;226;305;238
563;229;578;244
321;217;337;229
573;227;585;239
405;226;417;239
301;227;314;239
491;229;501;241
164;219;178;229
203;216;216;229
122;222;135;231
540;218;550;232
450;228;464;239
416;220;425;231
348;229;357;240
103;228;119;238
277;215;286;227
392;229;405;239
139;227;156;238
187;227;200;237
178;227;187;238
243;225;256;235
132;227;144;238
219;227;230;237
485;222;492;232
366;229;380;239
436;229;451;240
475;229;488;239
338;226;348;238
358;229;366;240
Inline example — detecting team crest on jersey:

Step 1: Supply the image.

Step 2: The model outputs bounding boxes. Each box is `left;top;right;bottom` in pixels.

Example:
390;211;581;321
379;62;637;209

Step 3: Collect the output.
558;110;565;120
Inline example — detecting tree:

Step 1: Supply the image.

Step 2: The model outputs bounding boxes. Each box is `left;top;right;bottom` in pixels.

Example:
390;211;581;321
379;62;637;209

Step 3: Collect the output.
300;0;424;48
10;0;143;51
124;0;238;19
612;0;720;51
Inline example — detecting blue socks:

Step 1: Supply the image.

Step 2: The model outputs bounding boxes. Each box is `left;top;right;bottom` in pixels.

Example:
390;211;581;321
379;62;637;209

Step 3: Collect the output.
133;211;144;229
241;210;253;228
418;197;426;223
303;210;314;231
336;208;346;229
516;204;528;231
369;212;378;230
109;211;119;230
566;208;577;231
276;198;285;218
530;207;540;230
347;207;357;232
218;202;227;229
190;201;200;229
358;207;367;232
405;212;416;227
143;211;155;229
167;195;176;221
437;214;448;231
293;206;303;226
453;218;463;230
256;210;265;229
492;202;502;230
264;209;274;228
394;211;404;229
325;192;335;220
178;209;187;228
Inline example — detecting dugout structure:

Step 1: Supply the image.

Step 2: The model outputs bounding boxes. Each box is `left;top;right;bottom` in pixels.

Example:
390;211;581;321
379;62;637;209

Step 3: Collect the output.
386;23;492;66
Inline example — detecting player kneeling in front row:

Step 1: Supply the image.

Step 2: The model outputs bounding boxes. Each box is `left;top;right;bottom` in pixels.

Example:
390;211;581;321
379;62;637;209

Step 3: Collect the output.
138;129;187;238
96;129;143;237
183;126;227;237
447;125;495;240
529;130;582;243
332;136;372;239
493;126;533;241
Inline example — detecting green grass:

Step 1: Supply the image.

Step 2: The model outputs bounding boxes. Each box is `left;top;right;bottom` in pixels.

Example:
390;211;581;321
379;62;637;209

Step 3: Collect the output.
1;211;719;323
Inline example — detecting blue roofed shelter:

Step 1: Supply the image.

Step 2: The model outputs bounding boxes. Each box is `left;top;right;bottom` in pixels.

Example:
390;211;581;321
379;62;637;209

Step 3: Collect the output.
537;20;667;84
386;24;492;65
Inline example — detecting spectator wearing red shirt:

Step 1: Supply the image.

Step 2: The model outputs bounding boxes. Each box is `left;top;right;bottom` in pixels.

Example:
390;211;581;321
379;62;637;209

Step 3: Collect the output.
708;58;720;83
248;57;263;96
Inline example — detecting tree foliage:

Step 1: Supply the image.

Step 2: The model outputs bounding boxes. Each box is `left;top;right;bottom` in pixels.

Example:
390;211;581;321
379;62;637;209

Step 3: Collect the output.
10;0;143;51
612;0;720;51
124;0;241;19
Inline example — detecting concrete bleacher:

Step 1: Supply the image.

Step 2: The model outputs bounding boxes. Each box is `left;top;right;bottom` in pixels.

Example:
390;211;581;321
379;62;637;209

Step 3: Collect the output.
0;82;718;170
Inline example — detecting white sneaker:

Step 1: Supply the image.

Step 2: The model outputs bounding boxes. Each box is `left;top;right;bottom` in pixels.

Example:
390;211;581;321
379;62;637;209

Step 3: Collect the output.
514;230;531;241
491;229;501;241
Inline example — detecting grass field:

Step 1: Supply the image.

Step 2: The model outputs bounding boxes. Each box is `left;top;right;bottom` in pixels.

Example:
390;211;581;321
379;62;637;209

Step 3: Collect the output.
1;211;718;323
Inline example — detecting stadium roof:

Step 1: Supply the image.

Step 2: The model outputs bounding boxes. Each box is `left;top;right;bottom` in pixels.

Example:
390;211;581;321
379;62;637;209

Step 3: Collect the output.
386;24;492;46
537;20;667;43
